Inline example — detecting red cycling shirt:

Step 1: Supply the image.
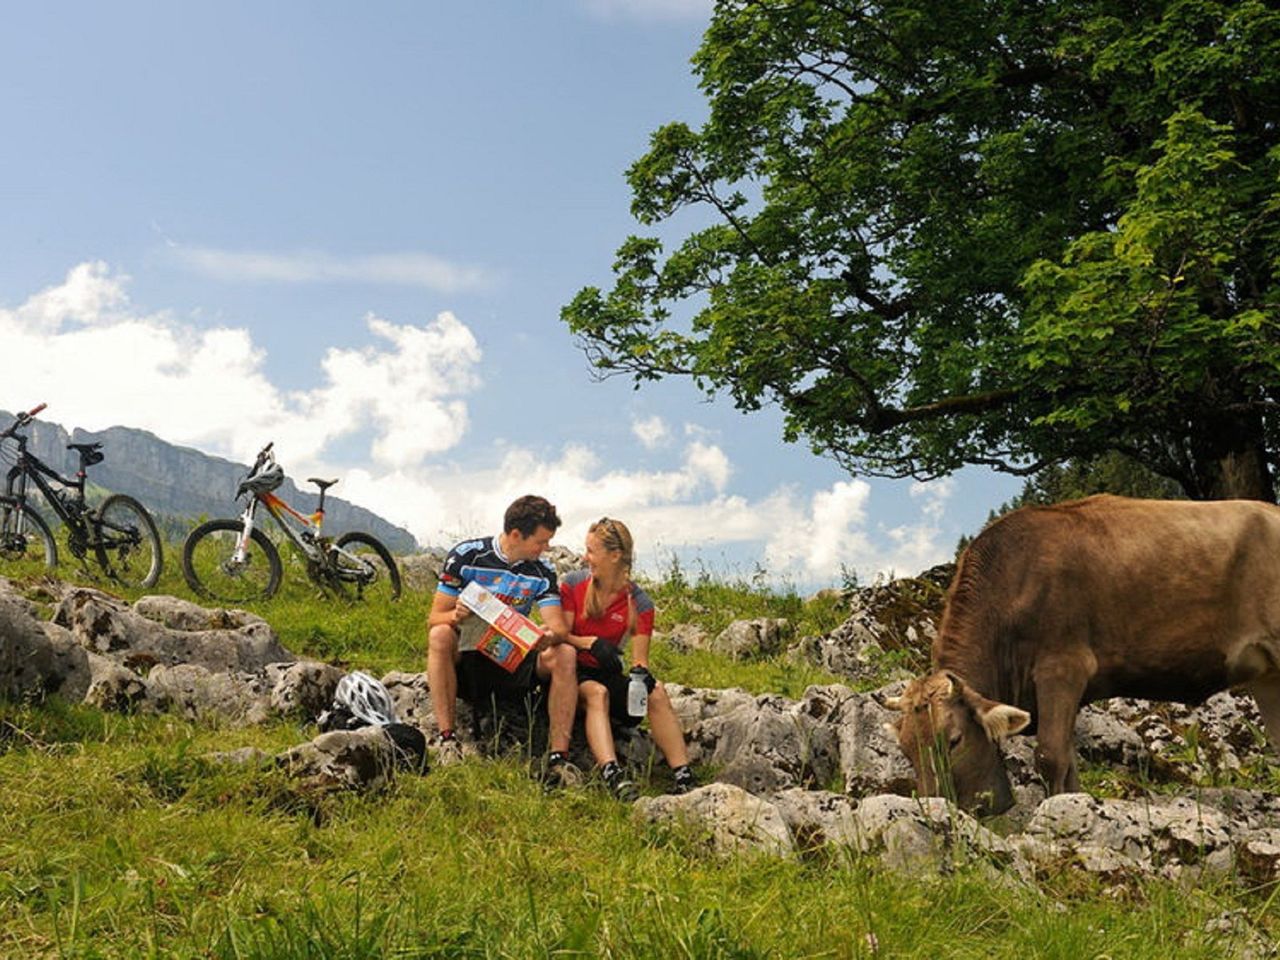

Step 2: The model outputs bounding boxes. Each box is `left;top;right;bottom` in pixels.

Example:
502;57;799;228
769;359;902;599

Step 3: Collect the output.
560;568;655;668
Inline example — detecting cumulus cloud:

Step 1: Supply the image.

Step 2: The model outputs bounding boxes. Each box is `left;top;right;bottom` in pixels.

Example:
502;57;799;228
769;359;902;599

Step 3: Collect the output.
0;262;481;470
170;246;490;293
2;262;959;589
631;414;669;450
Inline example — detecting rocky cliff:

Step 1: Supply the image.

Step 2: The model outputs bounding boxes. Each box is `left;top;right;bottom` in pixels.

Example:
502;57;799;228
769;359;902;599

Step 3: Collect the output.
0;412;417;552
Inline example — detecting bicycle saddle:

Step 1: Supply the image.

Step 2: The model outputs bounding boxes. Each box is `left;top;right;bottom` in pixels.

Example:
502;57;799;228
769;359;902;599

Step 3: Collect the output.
67;442;105;465
308;477;339;491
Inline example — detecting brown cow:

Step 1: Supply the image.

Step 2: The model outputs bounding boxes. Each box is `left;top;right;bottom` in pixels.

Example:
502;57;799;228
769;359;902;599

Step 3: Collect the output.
880;494;1280;815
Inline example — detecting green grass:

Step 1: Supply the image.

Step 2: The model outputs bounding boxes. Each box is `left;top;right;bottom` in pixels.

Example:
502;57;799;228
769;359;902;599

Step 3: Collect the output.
3;549;1280;956
3;708;1274;958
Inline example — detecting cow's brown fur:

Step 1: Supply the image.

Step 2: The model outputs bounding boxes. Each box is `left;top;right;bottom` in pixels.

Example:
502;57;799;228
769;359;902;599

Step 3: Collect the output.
886;495;1280;812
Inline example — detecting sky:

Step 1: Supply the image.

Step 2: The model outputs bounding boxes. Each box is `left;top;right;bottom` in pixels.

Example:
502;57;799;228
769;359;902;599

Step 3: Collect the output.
0;0;1021;590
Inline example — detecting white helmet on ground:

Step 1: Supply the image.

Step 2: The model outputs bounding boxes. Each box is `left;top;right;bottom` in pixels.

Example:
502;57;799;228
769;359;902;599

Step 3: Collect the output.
332;670;397;726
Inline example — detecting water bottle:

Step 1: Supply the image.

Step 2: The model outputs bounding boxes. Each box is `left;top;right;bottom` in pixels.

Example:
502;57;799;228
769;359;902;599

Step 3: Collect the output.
627;667;648;718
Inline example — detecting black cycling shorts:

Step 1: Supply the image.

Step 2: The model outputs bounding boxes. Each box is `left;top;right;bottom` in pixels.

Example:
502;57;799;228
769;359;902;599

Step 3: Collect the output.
578;664;644;728
457;649;541;705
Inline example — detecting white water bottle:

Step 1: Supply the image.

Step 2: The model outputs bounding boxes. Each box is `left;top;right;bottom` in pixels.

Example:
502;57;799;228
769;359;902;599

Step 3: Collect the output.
627;667;648;718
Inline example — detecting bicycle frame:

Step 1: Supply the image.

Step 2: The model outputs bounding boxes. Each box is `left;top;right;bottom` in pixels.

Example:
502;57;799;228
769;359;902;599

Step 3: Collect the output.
4;439;89;533
233;490;327;565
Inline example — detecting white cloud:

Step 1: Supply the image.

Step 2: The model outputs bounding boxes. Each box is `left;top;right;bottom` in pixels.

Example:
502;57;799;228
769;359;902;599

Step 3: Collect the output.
170;246;490;293
0;262;481;473
631;414;669;450
579;0;712;21
2;262;959;589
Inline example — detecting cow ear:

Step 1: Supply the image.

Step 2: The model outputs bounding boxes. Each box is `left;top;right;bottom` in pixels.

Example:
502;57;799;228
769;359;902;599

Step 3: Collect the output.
977;703;1032;741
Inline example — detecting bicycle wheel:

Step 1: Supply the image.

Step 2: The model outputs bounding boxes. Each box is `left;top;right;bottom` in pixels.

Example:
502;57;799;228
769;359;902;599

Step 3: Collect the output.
93;494;163;588
0;500;57;574
182;519;282;602
332;531;402;602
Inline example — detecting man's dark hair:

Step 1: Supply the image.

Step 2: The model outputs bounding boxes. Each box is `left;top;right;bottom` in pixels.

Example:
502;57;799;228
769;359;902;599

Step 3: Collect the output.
503;495;562;537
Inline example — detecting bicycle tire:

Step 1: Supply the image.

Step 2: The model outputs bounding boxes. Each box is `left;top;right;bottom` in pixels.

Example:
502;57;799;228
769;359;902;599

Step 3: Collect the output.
182;519;282;602
94;494;163;588
332;531;402;602
0;500;57;573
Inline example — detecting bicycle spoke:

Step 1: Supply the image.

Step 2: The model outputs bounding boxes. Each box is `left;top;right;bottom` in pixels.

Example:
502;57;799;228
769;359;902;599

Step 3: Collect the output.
94;495;163;588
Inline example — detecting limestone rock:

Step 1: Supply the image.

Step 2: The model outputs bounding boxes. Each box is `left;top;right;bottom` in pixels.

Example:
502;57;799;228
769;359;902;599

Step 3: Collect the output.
267;660;344;719
148;664;272;725
711;618;791;659
133;595;266;633
278;726;412;792
770;788;861;849
634;782;793;857
659;623;709;654
399;552;445;592
53;587;292;673
83;655;152;712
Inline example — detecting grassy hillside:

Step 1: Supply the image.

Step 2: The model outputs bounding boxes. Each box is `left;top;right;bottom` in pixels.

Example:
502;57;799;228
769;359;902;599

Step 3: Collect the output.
1;549;1276;957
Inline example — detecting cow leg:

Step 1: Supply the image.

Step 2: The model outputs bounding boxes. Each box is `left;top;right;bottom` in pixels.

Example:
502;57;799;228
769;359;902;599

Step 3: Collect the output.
1033;663;1089;795
1247;676;1280;753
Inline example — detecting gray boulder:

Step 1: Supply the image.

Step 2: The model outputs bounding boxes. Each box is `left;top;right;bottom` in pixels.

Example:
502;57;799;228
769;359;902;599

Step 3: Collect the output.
0;596;92;703
399;551;445;592
278;726;420;792
658;623;710;654
83;656;152;713
1018;793;1236;882
267;660;345;719
148;664;273;725
770;788;861;850
634;782;794;857
711;618;791;659
133;595;267;633
53;587;293;673
848;794;1018;876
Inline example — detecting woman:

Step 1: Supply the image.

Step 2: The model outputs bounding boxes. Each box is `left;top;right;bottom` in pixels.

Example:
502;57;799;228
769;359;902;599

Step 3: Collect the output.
560;517;697;800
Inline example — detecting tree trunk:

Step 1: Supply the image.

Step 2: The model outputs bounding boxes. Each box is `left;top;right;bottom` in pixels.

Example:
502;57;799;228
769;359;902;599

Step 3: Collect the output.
1189;410;1276;502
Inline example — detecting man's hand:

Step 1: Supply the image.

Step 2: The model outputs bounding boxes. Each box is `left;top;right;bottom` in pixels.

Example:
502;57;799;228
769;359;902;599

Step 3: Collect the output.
630;664;656;692
452;604;473;628
534;625;556;651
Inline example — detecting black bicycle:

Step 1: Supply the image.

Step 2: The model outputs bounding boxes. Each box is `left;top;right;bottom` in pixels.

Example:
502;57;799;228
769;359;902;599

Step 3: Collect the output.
0;402;163;587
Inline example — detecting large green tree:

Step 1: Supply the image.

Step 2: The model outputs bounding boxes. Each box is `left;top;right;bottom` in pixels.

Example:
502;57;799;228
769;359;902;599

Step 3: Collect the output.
563;0;1280;500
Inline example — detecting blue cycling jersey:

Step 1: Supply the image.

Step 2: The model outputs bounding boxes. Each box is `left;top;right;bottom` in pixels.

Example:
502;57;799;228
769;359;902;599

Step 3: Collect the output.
436;535;560;615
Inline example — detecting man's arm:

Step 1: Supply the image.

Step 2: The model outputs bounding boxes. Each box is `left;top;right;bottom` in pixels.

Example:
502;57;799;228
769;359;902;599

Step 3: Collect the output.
427;591;472;630
537;602;569;647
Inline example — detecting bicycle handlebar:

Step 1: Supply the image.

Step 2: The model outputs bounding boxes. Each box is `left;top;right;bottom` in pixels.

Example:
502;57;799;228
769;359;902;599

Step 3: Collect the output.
1;401;48;440
251;441;275;472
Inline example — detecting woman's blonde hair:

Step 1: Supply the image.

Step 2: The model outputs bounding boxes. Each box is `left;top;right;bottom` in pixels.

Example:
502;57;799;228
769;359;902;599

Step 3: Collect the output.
585;517;636;635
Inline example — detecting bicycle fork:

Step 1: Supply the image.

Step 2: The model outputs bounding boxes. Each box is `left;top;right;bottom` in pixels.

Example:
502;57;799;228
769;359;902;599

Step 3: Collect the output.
233;499;260;564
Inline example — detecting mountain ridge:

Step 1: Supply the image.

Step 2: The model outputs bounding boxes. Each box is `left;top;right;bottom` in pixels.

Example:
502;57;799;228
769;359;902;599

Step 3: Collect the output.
0;411;417;553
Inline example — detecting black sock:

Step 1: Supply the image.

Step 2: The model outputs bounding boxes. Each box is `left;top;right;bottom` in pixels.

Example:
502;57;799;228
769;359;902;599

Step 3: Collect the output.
601;760;620;780
548;751;566;766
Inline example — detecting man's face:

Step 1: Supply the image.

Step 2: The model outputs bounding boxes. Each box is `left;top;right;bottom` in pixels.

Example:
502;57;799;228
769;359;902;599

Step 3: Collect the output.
508;524;555;561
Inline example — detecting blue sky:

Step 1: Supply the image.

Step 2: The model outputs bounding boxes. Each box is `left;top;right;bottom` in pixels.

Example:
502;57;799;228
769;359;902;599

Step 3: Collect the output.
0;0;1020;588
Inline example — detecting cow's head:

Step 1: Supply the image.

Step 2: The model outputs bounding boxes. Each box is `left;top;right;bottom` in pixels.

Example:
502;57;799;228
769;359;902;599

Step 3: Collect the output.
876;671;1031;816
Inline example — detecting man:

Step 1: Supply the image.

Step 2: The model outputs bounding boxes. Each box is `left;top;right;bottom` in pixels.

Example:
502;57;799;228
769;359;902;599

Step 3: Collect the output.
426;494;580;785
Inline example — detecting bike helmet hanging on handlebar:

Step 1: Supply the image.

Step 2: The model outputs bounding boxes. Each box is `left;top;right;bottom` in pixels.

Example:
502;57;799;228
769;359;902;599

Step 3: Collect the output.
237;463;284;497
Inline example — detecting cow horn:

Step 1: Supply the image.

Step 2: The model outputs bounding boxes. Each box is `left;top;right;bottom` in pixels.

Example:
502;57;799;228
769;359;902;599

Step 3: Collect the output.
871;690;904;711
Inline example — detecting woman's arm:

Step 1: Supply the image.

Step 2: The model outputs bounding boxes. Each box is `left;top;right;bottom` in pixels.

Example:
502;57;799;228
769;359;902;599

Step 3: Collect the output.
629;633;652;670
559;609;597;651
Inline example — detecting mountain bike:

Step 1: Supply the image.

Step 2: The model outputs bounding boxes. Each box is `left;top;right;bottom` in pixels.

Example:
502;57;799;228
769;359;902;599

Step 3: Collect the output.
182;441;402;603
0;402;163;587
